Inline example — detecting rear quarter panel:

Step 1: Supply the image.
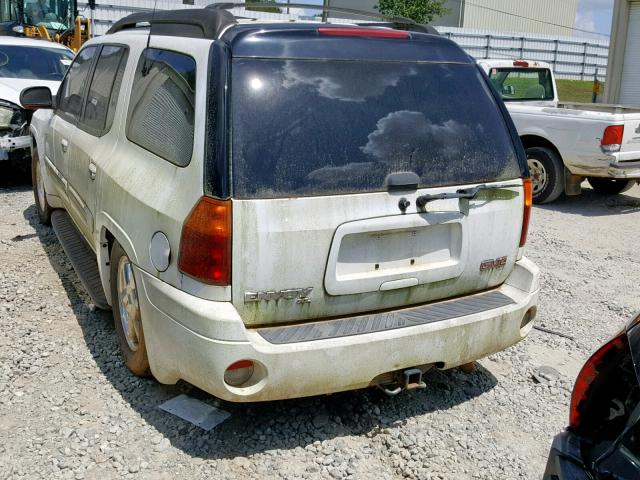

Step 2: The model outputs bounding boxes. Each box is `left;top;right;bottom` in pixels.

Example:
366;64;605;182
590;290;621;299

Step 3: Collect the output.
507;104;625;175
92;35;225;305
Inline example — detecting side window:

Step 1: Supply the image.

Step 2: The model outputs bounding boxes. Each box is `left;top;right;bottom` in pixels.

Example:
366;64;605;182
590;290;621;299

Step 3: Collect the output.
57;46;99;120
82;45;128;135
126;48;196;167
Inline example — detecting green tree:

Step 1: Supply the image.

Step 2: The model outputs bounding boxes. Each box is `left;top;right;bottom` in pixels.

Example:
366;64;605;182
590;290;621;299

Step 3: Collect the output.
376;0;448;24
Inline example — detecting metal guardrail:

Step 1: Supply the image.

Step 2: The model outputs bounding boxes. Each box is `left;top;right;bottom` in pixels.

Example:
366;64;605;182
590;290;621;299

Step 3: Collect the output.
438;29;609;81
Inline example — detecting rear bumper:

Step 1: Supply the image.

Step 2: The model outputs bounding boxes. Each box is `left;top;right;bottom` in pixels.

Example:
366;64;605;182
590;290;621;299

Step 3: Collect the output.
134;258;540;402
608;159;640;179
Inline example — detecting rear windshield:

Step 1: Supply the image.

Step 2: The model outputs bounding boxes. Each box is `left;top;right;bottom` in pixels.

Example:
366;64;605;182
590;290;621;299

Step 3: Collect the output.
488;68;555;102
231;59;522;199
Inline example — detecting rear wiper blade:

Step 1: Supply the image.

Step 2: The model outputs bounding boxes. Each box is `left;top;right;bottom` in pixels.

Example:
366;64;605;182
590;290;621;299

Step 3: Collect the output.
416;183;521;209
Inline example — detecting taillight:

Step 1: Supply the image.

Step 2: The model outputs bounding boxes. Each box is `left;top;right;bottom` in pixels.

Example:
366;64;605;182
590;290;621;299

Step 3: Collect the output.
178;197;231;285
513;60;529;67
318;27;410;39
601;125;624;154
519;177;532;247
569;332;628;430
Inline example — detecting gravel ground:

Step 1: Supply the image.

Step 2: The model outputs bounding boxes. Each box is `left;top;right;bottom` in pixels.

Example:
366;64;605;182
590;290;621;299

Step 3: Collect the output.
1;166;640;480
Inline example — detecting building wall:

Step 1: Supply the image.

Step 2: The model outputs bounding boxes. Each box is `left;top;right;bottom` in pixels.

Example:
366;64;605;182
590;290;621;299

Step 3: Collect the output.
461;0;578;37
332;0;577;35
82;0;579;38
436;0;465;27
604;0;640;106
78;0;300;36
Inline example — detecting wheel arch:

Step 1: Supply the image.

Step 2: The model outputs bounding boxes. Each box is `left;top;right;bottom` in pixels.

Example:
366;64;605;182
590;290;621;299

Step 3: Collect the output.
520;134;562;159
97;214;140;307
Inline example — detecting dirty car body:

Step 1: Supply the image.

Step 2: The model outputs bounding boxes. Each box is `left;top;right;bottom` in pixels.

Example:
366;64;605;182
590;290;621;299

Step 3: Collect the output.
28;8;540;402
0;36;72;168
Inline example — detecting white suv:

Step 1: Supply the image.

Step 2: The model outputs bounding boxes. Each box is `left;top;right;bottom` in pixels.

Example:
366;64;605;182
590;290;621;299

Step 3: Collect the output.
23;6;540;402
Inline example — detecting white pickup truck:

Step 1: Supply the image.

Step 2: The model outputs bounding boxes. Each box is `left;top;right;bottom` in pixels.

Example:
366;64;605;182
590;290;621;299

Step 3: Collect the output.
478;59;640;203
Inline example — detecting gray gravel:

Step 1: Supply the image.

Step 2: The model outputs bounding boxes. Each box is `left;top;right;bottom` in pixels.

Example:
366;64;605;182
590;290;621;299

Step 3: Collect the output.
1;170;640;479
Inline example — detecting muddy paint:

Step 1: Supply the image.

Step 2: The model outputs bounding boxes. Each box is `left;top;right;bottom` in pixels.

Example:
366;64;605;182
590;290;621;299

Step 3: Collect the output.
232;183;524;327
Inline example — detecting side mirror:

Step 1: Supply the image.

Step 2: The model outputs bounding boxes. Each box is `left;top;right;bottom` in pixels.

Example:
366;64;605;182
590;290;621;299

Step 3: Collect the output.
20;86;54;110
502;85;515;96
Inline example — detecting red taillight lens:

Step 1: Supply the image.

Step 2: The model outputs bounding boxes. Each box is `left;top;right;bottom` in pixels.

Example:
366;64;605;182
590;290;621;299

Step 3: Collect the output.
519;177;532;247
178;197;231;285
513;60;529;67
224;360;255;387
569;333;628;430
318;27;410;39
601;125;624;152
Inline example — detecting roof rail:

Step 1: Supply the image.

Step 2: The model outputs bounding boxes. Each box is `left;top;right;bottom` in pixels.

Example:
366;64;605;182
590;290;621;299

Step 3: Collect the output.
211;2;439;34
106;8;237;38
105;2;439;38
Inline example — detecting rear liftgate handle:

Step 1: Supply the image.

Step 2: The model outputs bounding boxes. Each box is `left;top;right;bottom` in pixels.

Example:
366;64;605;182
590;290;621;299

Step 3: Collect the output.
88;161;97;181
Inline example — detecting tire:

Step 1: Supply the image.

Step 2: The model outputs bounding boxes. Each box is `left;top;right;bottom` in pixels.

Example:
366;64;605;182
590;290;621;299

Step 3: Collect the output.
31;142;52;225
110;241;150;377
587;177;635;195
525;147;565;204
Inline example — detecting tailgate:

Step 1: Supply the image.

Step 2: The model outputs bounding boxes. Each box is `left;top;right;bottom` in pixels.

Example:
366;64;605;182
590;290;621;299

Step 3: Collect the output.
232;182;524;326
622;114;640;154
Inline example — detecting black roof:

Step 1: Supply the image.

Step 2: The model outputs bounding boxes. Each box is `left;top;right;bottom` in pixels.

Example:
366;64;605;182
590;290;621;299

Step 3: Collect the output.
106;3;439;39
223;24;470;63
106;8;237;38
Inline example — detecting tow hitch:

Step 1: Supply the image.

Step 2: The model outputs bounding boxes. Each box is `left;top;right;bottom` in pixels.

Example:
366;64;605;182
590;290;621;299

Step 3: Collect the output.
377;368;427;396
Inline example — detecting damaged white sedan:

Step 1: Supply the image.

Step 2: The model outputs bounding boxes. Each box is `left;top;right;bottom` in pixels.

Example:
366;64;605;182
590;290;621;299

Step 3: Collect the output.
0;36;72;172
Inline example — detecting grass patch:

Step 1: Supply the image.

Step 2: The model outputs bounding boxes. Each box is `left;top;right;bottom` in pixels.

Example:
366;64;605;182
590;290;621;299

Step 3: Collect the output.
556;79;603;103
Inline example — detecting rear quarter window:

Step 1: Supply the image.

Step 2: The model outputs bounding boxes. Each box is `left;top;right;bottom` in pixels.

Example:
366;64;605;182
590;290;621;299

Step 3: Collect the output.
230;60;523;199
126;48;196;167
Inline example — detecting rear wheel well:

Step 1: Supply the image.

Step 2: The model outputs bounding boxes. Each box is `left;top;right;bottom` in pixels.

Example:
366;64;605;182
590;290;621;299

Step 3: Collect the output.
520;135;561;159
104;229;115;260
100;228;116;306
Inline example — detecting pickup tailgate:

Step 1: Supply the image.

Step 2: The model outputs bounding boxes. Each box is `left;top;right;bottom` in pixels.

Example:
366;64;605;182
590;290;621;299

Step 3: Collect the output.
621;113;640;154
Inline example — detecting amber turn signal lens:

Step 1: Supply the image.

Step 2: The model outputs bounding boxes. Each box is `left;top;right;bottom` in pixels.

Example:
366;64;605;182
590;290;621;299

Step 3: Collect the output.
519;177;532;247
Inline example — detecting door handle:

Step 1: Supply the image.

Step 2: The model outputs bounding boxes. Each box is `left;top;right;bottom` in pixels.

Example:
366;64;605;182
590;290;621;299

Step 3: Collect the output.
88;162;97;180
60;138;69;153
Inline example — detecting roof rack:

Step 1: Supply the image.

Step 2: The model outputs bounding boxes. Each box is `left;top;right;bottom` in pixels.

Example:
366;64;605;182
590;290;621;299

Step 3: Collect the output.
106;8;237;38
106;2;438;38
211;3;438;34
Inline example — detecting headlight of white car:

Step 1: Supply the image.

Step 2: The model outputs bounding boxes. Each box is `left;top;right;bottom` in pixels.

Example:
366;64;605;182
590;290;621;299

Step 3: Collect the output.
0;106;14;129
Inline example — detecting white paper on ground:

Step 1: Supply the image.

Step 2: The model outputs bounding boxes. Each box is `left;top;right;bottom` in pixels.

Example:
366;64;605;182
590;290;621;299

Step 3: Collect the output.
158;394;230;431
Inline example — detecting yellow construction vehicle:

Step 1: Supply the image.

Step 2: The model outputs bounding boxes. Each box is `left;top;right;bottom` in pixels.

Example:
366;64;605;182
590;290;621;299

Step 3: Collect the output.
0;0;90;51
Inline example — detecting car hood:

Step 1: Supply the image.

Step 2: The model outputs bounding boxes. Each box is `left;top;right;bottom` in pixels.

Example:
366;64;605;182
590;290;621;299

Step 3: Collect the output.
0;78;60;108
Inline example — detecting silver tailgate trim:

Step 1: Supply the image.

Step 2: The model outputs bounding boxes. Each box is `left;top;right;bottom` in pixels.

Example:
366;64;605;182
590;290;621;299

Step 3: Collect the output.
256;290;515;344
